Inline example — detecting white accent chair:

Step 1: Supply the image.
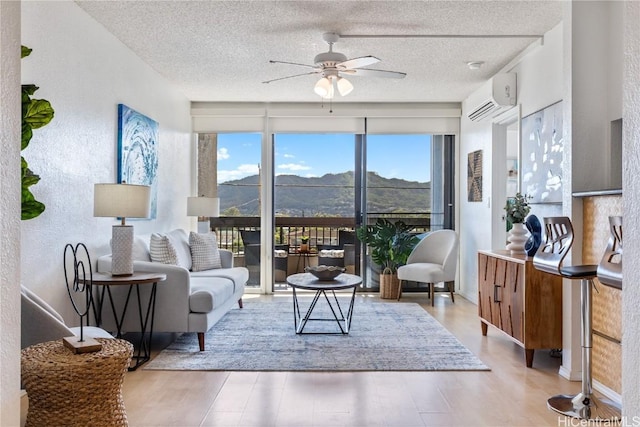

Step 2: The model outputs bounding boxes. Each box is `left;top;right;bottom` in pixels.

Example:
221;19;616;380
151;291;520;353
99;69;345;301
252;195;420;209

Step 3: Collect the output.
396;230;459;305
21;286;112;349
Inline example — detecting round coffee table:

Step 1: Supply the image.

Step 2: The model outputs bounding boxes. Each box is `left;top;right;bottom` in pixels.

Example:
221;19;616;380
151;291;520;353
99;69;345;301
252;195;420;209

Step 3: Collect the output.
286;272;362;334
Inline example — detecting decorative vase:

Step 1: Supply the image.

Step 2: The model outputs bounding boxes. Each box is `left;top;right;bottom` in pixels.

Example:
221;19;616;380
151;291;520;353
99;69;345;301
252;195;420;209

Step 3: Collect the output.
506;222;528;254
524;215;542;256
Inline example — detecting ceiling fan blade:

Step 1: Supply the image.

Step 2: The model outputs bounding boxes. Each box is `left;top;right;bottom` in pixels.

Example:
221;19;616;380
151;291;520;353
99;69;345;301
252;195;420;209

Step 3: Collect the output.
343;68;407;79
262;71;320;84
338;56;380;69
268;60;318;69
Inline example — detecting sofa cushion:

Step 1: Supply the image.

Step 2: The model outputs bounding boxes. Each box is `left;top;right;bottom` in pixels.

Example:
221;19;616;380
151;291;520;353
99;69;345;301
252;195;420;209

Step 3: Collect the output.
149;233;179;265
132;236;152;262
189;279;234;313
190;266;250;292
189;232;222;271
318;249;345;258
167;229;192;270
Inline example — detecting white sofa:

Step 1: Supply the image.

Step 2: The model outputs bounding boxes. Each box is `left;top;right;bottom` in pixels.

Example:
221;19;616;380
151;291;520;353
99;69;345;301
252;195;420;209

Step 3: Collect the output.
97;229;248;351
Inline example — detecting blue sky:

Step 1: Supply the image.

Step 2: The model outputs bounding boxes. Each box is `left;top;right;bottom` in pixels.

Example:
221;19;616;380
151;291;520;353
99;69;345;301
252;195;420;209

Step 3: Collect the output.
217;133;431;183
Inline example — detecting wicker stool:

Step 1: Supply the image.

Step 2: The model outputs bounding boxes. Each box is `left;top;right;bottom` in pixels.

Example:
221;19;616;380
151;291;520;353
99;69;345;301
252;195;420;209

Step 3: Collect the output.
21;338;133;427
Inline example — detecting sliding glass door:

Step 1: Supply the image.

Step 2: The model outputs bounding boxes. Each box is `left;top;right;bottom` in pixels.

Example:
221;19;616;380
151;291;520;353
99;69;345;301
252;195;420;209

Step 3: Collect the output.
362;134;435;289
273;134;357;291
214;133;262;288
203;130;454;294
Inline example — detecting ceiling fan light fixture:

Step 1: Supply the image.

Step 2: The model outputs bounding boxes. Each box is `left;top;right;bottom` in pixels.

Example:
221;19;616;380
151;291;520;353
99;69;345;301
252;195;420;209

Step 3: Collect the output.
337;76;353;96
314;76;335;98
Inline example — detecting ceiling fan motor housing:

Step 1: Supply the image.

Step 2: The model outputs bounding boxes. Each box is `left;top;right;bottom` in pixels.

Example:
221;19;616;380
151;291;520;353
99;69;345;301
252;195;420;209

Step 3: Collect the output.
314;51;348;67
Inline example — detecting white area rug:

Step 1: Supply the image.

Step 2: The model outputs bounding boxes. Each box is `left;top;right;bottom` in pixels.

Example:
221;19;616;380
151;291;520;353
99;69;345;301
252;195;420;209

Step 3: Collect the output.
144;299;489;371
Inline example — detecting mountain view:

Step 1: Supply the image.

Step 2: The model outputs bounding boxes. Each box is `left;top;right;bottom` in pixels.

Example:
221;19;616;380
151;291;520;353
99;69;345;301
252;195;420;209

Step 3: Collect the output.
219;172;431;217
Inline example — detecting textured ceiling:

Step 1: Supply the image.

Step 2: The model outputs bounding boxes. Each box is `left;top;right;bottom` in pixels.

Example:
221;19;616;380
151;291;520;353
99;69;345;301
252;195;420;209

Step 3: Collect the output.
76;1;562;103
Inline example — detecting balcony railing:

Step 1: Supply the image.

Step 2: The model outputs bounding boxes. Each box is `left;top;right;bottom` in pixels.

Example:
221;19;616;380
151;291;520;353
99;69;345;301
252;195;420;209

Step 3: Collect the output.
210;214;433;290
209;214;432;255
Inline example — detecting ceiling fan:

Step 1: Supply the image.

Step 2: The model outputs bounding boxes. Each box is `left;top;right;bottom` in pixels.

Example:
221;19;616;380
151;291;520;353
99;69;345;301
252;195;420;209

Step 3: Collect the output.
263;32;406;99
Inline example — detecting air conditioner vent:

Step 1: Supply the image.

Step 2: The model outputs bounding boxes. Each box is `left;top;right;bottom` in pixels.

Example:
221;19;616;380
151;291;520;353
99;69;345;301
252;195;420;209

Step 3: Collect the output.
467;73;517;122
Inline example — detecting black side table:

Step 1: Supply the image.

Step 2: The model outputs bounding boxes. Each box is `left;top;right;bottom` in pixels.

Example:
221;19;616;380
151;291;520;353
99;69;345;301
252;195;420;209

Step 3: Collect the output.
91;271;166;370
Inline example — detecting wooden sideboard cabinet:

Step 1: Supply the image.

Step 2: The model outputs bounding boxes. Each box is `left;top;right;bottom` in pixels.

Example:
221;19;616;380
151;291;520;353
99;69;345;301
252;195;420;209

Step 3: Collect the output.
477;250;563;367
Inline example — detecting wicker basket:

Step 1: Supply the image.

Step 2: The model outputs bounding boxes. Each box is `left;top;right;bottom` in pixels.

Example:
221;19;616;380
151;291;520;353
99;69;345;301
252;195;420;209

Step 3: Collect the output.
379;269;400;299
21;338;133;427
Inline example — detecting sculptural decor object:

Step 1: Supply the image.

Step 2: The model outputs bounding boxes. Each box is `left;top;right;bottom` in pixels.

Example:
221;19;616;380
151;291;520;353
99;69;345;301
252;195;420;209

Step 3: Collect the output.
524;215;542;256
63;243;102;353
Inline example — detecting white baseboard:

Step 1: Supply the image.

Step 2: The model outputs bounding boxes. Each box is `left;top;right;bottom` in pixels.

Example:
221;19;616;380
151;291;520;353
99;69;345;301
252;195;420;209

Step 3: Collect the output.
593;380;622;405
558;365;582;381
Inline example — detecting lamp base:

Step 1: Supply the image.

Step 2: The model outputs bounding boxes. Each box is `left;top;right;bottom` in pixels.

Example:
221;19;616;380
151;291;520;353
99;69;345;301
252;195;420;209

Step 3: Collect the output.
197;220;210;234
112;225;134;275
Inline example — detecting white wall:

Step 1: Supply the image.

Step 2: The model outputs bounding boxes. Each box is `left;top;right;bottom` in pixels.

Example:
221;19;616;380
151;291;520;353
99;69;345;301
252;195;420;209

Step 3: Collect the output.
20;1;193;323
458;23;564;303
0;3;22;425
622;1;640;418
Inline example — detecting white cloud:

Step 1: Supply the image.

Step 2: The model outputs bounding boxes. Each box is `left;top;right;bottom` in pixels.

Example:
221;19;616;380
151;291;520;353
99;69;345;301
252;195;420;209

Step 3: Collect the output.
217;147;230;160
218;163;259;182
278;163;312;171
283;153;295;158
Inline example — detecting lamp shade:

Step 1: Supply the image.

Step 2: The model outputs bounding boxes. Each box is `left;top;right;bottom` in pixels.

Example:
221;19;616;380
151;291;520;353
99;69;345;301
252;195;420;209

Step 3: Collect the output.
337;77;353;96
314;77;332;98
94;183;151;219
187;197;220;217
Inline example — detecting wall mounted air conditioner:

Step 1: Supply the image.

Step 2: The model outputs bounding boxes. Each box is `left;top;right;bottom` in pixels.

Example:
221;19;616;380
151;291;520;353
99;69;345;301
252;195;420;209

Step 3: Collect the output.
467;73;517;122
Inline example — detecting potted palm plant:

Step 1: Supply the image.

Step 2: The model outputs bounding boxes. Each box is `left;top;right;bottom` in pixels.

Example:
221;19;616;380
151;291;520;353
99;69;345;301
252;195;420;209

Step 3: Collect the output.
356;219;419;299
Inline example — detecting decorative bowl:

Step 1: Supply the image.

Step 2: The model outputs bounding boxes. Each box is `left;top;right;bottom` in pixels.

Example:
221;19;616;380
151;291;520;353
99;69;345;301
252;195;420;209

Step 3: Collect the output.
305;265;345;281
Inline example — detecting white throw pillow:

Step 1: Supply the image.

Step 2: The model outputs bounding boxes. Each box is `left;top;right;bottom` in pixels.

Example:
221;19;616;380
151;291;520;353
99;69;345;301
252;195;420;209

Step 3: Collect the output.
149;233;179;265
189;232;222;271
167;229;192;270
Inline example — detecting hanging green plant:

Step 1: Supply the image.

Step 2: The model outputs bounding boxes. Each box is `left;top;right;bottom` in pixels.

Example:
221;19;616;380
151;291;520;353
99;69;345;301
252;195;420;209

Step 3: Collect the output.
21;45;54;220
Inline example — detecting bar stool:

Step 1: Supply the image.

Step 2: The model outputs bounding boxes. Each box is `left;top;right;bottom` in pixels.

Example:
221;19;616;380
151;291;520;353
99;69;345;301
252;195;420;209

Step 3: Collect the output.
597;216;622;290
533;216;621;420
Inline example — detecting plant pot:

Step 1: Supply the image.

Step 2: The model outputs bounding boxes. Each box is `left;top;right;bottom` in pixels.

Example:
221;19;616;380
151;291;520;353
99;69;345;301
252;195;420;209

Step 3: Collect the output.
300;243;309;253
379;269;400;299
507;222;528;254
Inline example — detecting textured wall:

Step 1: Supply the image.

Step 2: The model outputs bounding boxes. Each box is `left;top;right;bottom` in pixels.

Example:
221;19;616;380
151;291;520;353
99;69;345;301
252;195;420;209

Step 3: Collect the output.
623;0;640;418
0;3;21;425
20;2;193;322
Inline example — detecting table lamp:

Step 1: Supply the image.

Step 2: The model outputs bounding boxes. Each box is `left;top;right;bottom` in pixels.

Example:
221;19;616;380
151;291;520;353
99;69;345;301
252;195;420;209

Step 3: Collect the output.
94;183;151;276
187;196;219;233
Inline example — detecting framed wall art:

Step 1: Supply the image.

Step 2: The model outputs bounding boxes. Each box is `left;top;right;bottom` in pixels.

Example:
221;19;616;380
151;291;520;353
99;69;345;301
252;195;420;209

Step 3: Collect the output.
467;149;483;202
117;104;159;218
521;101;563;204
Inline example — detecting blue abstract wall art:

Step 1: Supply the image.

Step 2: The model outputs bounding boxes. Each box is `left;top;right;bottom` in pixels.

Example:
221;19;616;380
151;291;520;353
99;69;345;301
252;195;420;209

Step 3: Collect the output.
117;104;159;219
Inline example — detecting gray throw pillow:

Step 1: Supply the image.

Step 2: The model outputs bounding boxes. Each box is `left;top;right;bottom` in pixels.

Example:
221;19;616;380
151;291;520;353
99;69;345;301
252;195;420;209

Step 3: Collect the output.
189;232;222;271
